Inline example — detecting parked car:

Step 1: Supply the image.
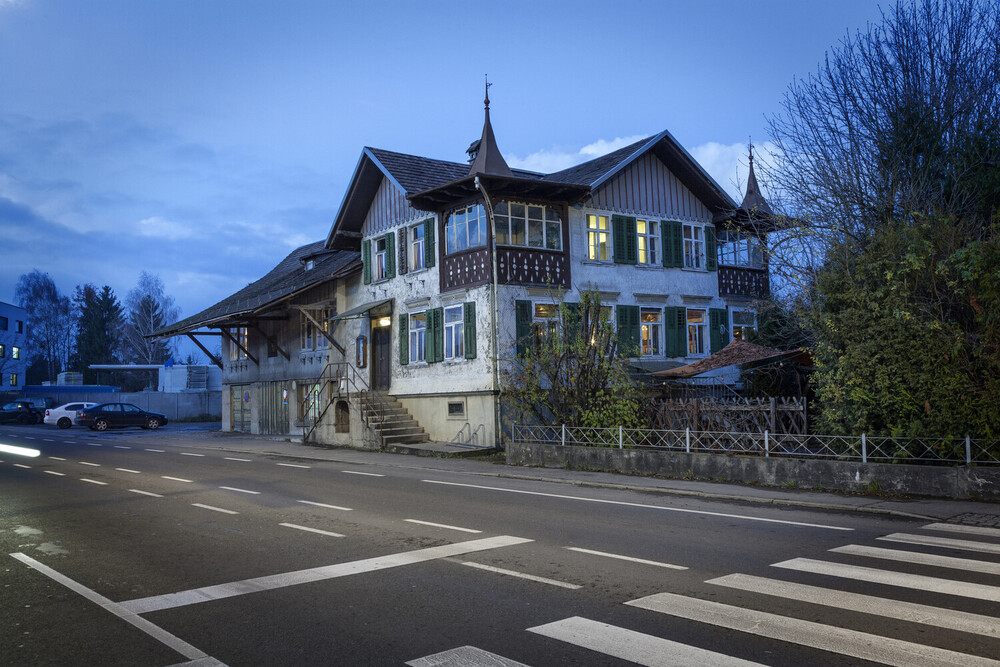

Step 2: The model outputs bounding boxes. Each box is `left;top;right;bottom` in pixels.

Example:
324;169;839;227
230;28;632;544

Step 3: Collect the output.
0;401;43;425
44;402;98;429
74;403;169;431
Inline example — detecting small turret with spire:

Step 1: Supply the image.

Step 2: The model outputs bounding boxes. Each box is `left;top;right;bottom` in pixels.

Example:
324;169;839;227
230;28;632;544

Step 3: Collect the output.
739;141;773;216
467;76;513;178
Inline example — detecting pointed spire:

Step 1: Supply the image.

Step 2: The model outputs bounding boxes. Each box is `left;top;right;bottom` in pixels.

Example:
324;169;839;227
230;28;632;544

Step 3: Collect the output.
739;140;772;216
468;76;513;178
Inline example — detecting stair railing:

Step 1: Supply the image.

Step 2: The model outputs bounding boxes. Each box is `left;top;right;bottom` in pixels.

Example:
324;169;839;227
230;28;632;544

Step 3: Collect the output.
300;361;391;448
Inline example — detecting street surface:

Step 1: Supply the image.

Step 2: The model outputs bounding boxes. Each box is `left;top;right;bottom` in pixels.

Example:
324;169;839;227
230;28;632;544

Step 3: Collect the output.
2;423;999;666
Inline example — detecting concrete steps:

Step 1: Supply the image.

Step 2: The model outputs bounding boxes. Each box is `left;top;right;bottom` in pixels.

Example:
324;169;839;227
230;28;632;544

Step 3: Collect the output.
361;393;429;445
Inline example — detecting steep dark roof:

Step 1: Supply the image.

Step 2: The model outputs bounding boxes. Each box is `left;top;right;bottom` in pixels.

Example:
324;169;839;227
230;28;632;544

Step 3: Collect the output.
366;148;469;195
542;136;654;185
155;242;360;337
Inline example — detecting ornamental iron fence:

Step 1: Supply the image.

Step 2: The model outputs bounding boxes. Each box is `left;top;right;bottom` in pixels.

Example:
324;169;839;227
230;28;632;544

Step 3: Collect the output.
513;424;1000;466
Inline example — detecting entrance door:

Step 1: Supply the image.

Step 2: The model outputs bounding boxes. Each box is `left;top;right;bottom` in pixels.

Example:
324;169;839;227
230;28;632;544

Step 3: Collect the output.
230;384;252;432
371;323;391;391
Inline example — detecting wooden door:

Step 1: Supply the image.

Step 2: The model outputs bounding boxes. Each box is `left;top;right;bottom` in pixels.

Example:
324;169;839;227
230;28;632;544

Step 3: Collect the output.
371;324;391;391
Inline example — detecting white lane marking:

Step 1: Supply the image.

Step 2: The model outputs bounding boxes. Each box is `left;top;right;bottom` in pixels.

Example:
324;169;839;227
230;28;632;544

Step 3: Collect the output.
342;470;384;477
879;532;1000;555
79;461;101;467
13;463;31;469
81;478;108;485
422;480;853;531
405;519;481;534
566;547;687;570
61;441;75;445
297;500;352;511
180;452;205;457
191;503;238;515
772;557;1000;602
528;616;764;667
224;457;252;462
279;523;344;538
116;468;141;474
831;544;1000;575
24;436;36;440
114;445;131;449
162;476;193;483
44;470;66;476
42;438;55;442
922;522;1000;539
119;535;533;614
277;463;310;469
146;449;165;453
708;572;1000;638
10;552;217;662
49;456;67;461
219;486;260;495
627;592;1000;667
81;443;102;447
407;645;529;667
129;489;163;498
459;561;580;589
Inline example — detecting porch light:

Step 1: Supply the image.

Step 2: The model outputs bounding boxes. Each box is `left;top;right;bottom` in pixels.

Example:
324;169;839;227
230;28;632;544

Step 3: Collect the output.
378;316;391;327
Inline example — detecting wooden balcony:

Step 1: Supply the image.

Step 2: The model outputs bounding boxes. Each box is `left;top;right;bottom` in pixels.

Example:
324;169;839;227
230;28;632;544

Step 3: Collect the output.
718;265;770;298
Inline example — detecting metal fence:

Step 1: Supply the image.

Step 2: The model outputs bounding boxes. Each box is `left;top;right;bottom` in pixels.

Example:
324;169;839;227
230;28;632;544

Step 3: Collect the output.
513;424;1000;466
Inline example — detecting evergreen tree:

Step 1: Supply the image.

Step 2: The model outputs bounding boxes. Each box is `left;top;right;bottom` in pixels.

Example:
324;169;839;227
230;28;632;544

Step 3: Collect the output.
71;284;124;384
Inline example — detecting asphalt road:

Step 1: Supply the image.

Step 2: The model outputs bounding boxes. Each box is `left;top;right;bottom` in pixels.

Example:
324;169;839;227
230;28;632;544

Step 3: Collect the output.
2;423;999;666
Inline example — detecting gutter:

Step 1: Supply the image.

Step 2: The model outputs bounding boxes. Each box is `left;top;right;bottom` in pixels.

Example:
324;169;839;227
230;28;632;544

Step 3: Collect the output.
474;176;503;451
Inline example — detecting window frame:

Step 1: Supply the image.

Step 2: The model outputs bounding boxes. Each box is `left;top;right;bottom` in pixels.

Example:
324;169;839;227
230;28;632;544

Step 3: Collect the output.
229;328;248;360
687;309;708;356
587;213;611;261
374;236;388;281
731;309;757;341
410;222;426;271
532;303;560;349
445;204;488;255
640;308;662;356
10;373;17;387
443;305;464;360
493;201;563;251
683;224;705;269
637;219;659;265
409;311;427;364
12;346;20;360
718;230;765;269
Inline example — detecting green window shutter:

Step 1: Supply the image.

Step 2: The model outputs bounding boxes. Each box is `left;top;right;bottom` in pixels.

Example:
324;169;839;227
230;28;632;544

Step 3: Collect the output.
709;308;728;353
705;225;718;271
515;300;532;356
362;239;372;284
563;302;581;343
463;302;477;359
661;220;683;267
430;307;444;362
397;227;408;276
424;218;435;268
616;305;639;356
398;313;409;366
385;232;396;279
625;216;637;264
664;307;685;357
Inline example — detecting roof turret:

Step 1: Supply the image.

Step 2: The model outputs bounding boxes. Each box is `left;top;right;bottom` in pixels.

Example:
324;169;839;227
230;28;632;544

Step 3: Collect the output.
467;78;513;178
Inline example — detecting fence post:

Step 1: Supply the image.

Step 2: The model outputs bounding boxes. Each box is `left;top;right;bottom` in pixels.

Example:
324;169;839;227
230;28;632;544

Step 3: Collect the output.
685;427;690;454
861;433;867;463
966;435;972;464
618;425;623;449
764;430;769;458
561;423;566;447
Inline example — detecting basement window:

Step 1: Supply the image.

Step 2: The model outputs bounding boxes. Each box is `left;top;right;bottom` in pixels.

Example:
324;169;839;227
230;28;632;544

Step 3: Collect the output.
447;401;466;419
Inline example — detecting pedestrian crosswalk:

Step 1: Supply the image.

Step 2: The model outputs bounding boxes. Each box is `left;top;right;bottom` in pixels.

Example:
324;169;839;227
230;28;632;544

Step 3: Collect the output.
408;521;1000;666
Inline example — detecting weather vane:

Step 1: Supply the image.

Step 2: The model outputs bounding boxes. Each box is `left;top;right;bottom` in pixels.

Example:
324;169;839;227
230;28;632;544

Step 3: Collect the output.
485;74;492;109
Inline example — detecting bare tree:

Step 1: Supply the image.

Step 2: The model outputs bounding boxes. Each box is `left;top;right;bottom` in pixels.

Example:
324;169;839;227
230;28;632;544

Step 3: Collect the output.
122;272;180;364
14;270;73;383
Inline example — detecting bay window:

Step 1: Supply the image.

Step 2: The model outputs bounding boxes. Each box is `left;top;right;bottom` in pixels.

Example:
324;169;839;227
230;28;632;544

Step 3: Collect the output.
446;204;488;254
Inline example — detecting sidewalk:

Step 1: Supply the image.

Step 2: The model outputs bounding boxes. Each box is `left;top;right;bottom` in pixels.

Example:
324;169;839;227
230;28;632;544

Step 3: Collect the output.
143;428;1000;526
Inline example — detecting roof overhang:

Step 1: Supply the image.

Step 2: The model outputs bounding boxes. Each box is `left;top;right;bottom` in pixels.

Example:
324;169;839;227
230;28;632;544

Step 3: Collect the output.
330;299;393;321
409;174;591;211
327;149;398;251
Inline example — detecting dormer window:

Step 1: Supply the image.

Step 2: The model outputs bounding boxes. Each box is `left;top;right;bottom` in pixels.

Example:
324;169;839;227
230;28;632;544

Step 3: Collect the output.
494;202;562;251
305;259;315;271
445;204;488;254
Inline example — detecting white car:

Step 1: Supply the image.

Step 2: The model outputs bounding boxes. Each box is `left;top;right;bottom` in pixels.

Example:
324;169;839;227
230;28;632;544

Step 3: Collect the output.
44;402;98;429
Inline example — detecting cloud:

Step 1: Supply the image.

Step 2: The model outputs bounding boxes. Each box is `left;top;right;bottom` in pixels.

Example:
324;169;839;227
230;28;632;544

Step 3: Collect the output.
507;135;649;174
137;216;200;241
689;140;780;203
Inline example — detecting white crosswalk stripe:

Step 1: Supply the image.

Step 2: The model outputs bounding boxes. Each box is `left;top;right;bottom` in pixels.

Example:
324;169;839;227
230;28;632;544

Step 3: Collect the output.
830;543;1000;575
878;532;1000;554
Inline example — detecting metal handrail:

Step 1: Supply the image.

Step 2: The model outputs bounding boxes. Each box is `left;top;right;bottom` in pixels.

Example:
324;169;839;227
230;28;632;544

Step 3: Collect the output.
300;362;392;448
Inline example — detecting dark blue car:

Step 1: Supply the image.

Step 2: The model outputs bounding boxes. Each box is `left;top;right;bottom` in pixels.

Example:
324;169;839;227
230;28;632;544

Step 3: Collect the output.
75;403;168;431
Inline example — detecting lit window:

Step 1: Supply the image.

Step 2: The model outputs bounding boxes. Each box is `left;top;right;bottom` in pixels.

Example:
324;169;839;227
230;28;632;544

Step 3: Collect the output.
640;308;661;356
0;344;5;357
687;309;707;355
10;373;18;386
409;312;427;363
637;219;658;265
493;202;562;250
374;237;388;280
532;303;559;348
410;223;425;271
732;310;756;340
683;224;704;269
12;346;20;360
445;204;488;254
298;383;321;420
229;328;248;360
444;306;464;359
587;214;610;261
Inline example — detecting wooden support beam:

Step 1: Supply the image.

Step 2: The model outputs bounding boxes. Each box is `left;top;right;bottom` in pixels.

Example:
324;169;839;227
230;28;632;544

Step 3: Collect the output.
187;333;223;369
251;324;290;361
221;328;258;365
298;307;346;355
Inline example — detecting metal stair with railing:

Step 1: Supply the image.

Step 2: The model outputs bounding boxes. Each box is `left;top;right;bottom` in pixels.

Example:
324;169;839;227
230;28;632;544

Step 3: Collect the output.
359;393;430;446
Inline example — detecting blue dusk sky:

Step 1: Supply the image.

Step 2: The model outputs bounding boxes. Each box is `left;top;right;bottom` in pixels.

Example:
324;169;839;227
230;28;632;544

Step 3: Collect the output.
1;0;886;331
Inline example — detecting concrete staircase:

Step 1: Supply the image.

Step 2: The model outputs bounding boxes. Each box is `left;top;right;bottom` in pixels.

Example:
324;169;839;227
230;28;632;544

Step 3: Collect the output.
360;393;429;446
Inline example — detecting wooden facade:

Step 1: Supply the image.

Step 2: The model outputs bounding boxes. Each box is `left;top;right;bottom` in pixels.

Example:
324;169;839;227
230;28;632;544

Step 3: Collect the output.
718;265;770;299
590;153;712;221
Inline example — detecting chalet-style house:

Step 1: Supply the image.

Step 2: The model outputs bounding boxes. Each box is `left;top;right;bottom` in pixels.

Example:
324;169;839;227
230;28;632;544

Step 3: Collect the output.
157;95;774;449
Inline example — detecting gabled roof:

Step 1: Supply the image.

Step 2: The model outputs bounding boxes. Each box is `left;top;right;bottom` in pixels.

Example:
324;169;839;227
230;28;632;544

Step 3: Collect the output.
650;339;802;379
155;242;360;337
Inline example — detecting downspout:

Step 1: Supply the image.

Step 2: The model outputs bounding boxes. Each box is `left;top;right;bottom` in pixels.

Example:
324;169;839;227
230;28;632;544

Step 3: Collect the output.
474;176;503;450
